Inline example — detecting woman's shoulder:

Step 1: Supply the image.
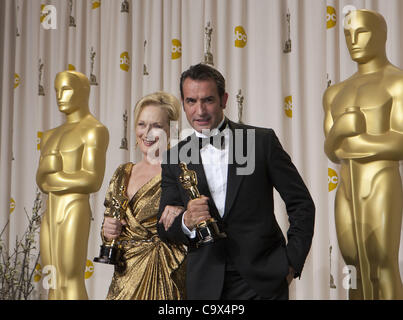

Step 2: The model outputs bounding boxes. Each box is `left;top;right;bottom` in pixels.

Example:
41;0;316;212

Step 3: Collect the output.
111;162;134;181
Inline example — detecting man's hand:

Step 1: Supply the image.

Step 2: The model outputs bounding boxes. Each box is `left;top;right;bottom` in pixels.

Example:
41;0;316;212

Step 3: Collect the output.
183;195;211;231
286;266;296;285
158;205;184;231
103;217;127;241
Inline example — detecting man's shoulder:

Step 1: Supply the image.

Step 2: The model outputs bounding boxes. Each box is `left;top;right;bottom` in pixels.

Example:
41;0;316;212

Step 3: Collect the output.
228;120;275;137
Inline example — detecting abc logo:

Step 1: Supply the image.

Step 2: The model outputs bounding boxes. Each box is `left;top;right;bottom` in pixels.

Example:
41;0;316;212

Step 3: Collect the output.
171;39;182;60
235;26;247;48
40;5;47;23
120;51;130;72
284;96;292;118
328;168;338;192
37;131;43;150
85;259;94;279
9;197;15;214
34;263;42;282
92;1;101;9
14;73;20;88
327;6;337;29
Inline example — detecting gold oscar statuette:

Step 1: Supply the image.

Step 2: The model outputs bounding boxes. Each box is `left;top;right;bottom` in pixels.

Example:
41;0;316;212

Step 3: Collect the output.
94;186;128;266
203;22;214;66
36;70;109;300
236;89;244;124
179;162;226;247
323;10;403;299
283;8;292;53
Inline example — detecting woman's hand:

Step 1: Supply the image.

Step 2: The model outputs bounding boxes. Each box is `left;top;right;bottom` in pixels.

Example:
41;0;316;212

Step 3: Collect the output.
158;205;184;231
103;217;127;241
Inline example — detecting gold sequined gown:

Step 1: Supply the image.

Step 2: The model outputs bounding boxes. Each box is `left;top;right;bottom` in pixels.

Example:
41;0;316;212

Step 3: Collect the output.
104;163;186;300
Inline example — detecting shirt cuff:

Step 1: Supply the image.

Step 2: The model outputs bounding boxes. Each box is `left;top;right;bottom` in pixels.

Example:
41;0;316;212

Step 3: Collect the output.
181;210;196;239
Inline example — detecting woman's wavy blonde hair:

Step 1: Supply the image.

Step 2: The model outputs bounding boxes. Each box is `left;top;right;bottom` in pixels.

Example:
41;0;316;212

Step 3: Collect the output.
133;91;181;126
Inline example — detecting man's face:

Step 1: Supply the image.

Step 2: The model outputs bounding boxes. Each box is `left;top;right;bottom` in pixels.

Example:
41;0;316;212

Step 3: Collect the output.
344;12;384;64
182;78;228;133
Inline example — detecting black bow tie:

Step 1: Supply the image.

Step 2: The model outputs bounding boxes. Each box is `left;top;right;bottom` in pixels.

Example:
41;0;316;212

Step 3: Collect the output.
197;119;227;150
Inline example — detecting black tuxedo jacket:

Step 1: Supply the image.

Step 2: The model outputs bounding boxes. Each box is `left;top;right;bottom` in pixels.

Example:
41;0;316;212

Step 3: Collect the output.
157;119;315;299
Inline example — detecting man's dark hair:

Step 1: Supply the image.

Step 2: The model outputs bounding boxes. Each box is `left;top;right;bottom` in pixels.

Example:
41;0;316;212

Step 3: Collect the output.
179;63;226;100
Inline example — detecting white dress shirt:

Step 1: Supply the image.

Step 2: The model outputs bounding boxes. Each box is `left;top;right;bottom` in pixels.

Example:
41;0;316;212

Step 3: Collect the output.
181;118;229;238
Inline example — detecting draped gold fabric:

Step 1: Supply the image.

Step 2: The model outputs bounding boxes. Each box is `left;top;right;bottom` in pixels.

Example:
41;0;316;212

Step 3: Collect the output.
104;163;186;300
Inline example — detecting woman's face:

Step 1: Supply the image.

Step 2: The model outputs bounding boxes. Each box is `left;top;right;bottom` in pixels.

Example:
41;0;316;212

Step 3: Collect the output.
135;104;170;162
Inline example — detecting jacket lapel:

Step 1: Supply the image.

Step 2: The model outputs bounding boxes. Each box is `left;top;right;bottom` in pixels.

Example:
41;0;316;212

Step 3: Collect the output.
223;120;246;219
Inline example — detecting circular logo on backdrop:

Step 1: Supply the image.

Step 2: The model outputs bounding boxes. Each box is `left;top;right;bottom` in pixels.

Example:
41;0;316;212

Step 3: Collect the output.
120;51;130;72
328;168;339;192
234;26;247;48
14;73;21;88
171;39;182;60
327;6;337;29
34;263;42;282
40;4;47;24
92;1;101;9
284;96;293;118
37;131;43;150
9;198;15;214
85;259;94;279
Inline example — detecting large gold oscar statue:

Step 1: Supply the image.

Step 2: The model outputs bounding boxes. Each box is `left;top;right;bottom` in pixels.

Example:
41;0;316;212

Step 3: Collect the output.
36;71;109;299
323;10;403;299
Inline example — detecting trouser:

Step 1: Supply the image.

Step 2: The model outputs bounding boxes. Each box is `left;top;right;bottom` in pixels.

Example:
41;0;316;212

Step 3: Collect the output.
220;268;289;300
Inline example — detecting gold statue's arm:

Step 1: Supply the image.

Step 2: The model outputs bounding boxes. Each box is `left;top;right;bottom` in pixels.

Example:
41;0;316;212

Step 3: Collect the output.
323;88;366;163
323;108;340;163
41;126;109;194
36;130;61;193
339;129;403;161
338;93;403;161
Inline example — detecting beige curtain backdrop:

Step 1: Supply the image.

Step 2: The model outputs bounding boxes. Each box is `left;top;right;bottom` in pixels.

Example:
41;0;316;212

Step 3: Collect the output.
1;0;402;300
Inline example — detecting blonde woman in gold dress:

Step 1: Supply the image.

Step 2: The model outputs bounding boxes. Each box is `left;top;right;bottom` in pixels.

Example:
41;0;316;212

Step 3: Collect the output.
101;92;186;299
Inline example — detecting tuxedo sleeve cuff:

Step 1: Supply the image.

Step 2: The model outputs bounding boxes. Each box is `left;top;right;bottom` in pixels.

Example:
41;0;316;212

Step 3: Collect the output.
181;211;196;239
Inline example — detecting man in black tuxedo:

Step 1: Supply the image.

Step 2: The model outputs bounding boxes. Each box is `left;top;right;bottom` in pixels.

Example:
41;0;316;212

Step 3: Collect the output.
157;63;315;300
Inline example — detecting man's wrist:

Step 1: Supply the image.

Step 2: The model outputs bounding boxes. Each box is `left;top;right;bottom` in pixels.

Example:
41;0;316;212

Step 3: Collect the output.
181;211;196;238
